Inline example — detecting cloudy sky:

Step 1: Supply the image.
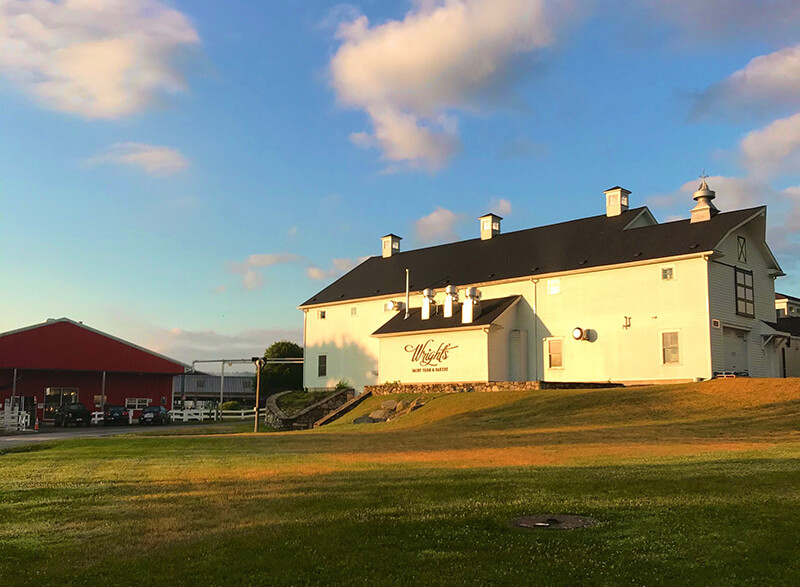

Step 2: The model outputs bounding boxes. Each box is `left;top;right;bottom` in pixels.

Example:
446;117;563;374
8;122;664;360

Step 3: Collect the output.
2;0;800;364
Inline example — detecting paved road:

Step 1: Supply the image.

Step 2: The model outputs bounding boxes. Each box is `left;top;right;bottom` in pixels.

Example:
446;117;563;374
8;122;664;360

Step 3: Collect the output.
0;422;231;449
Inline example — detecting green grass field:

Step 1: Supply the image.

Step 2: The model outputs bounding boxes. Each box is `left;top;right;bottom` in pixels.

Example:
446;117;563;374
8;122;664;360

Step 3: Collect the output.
1;379;799;585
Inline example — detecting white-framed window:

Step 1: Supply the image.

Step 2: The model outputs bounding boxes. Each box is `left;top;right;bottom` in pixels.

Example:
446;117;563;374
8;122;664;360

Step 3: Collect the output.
547;279;560;295
318;355;327;378
546;338;563;369
661;332;680;365
125;398;151;409
318;310;327;320
661;266;675;281
482;219;491;231
351;307;358;317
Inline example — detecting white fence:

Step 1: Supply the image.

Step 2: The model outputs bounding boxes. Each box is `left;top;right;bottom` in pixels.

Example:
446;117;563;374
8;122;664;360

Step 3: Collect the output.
170;408;265;423
0;409;32;431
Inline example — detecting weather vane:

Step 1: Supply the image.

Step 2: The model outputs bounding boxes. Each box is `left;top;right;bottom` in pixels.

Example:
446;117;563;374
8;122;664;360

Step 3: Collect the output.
699;168;709;181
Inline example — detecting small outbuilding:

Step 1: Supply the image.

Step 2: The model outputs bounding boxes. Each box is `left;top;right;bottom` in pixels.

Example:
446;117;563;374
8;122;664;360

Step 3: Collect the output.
0;318;187;421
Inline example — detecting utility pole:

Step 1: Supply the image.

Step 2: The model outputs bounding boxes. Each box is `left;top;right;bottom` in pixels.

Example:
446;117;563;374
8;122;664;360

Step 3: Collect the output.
253;357;265;433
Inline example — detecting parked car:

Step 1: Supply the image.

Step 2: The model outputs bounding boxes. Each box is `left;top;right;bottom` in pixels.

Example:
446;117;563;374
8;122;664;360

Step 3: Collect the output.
54;403;91;427
139;406;171;425
103;405;130;425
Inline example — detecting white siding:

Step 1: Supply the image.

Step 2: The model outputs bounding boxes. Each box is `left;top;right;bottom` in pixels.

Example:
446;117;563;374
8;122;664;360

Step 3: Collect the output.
707;222;778;377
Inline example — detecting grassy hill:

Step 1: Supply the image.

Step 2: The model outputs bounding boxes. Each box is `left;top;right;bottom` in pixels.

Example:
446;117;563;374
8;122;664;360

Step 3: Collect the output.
1;380;798;585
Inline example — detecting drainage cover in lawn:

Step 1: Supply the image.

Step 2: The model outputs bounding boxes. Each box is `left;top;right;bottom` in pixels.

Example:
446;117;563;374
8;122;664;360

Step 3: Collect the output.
512;515;598;530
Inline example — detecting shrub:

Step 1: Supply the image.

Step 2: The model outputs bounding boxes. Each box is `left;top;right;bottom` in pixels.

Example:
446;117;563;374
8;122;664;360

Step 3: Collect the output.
335;379;351;391
220;401;242;411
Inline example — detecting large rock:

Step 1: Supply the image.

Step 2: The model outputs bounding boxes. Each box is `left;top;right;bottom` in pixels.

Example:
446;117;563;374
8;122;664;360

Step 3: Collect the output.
380;399;398;411
368;409;390;421
352;415;375;424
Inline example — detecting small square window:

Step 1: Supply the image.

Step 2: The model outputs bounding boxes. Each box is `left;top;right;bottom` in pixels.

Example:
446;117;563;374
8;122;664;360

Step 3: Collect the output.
547;279;560;295
318;310;326;320
661;267;674;281
318;355;327;378
482;220;491;231
351;307;357;317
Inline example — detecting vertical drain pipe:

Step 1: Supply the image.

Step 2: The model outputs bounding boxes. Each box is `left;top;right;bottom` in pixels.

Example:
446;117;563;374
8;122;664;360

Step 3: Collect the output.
532;279;539;382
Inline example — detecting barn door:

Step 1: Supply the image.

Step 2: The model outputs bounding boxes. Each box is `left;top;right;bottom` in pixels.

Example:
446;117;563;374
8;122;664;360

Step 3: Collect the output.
723;328;749;374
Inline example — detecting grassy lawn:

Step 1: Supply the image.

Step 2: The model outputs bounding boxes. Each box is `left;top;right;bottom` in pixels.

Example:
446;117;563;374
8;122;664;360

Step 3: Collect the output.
1;379;799;585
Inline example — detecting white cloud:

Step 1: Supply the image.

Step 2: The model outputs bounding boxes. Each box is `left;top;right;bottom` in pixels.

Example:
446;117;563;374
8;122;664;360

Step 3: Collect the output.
0;0;199;119
229;253;303;291
692;44;800;118
330;0;578;171
306;257;369;281
414;207;463;244
740;113;800;179
287;226;298;238
86;142;189;176
488;197;512;216
649;0;800;41
147;325;303;367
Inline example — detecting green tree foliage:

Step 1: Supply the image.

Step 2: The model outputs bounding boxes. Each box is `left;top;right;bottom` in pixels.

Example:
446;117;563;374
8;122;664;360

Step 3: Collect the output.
255;340;303;394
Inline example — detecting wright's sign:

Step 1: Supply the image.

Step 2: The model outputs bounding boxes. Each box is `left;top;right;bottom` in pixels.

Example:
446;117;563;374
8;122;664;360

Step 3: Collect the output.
404;340;458;372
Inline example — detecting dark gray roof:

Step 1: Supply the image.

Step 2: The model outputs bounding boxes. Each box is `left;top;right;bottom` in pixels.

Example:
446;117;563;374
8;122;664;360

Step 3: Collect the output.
777;317;800;336
301;206;764;307
373;296;520;336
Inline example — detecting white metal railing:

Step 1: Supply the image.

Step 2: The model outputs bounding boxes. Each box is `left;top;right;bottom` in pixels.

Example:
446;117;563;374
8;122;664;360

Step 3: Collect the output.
0;409;32;431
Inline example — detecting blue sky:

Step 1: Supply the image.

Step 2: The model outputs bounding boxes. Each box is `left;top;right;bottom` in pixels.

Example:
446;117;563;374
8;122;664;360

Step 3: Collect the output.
2;0;799;364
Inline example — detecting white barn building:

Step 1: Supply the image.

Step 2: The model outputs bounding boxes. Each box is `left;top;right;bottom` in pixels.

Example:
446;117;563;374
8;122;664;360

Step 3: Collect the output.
300;182;794;392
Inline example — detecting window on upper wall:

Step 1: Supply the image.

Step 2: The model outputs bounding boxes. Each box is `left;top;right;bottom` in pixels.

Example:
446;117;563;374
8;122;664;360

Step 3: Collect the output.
318;310;326;320
661;266;675;281
735;268;755;317
547;338;563;369
737;236;747;262
351;307;357;317
662;332;680;364
547;279;560;295
318;355;327;378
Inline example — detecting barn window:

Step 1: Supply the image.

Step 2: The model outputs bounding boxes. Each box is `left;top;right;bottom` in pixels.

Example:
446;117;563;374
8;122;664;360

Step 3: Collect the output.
125;398;151;409
737;236;747;262
547;338;563;369
662;332;680;364
318;310;327;320
735;268;755;318
351;307;358;317
318;355;327;378
661;266;674;281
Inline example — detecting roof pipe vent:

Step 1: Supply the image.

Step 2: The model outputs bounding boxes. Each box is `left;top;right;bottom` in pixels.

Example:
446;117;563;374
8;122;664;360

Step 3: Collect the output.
443;285;459;318
462;287;482;324
422;288;437;320
604;186;630;217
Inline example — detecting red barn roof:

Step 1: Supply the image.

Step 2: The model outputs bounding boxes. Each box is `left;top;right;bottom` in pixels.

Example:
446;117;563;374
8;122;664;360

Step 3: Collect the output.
0;318;187;374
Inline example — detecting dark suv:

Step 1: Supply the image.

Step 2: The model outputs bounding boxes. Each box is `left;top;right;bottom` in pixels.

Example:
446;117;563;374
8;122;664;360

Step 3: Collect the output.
139;406;171;425
54;403;92;427
103;405;130;425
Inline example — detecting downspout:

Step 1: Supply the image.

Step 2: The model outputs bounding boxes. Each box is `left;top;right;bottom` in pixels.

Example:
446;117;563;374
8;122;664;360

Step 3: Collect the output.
532;279;539;382
703;254;713;379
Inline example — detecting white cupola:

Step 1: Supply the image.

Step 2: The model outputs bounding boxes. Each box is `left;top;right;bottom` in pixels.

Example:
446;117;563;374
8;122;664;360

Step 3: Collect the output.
479;214;502;240
381;234;402;258
604;186;630;217
690;178;719;223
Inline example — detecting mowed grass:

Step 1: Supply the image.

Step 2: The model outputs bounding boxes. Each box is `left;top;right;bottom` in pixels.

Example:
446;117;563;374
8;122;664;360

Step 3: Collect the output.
1;380;799;586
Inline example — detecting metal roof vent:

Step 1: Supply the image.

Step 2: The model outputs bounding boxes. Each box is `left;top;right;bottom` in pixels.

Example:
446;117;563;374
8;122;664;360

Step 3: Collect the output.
690;176;719;223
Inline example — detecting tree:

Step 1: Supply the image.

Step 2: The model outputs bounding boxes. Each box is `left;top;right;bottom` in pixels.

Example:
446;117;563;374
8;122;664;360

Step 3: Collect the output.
255;340;303;395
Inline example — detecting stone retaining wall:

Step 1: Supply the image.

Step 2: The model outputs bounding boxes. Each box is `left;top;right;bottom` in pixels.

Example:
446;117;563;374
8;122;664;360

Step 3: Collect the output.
265;388;355;430
365;381;622;395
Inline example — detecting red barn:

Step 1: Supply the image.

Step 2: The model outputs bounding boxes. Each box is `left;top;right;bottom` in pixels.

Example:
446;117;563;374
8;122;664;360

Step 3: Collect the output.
0;318;186;421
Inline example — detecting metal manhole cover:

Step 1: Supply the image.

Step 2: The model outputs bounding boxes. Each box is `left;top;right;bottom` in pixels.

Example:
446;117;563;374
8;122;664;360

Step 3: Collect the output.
512;515;598;530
